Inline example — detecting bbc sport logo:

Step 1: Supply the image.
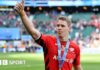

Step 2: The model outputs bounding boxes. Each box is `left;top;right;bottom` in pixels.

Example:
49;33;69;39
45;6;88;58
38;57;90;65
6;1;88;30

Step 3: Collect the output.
0;60;8;65
0;60;25;65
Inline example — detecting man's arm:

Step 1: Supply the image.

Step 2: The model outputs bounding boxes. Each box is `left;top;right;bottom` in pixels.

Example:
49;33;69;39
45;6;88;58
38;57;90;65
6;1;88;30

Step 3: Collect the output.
14;0;41;40
74;64;83;70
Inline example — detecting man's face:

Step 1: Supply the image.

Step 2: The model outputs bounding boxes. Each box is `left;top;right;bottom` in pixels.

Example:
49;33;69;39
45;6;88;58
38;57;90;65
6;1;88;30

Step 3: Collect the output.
55;20;70;37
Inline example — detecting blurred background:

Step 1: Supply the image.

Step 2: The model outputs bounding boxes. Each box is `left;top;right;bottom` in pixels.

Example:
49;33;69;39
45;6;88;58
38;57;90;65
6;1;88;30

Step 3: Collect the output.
0;0;100;70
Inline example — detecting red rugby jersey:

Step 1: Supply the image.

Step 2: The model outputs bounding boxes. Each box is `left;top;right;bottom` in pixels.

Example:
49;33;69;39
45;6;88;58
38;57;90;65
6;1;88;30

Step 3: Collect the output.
36;34;80;70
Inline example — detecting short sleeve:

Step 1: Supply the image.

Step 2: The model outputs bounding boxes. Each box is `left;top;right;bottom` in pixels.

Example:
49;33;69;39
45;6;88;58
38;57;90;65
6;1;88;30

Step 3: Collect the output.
35;34;49;47
73;44;80;66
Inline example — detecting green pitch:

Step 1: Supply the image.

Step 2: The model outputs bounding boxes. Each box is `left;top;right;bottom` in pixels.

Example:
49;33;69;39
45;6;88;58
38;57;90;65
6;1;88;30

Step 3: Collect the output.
0;52;100;70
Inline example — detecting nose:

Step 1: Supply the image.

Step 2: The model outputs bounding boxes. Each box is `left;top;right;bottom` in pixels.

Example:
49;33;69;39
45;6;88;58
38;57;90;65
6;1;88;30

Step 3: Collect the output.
58;26;62;30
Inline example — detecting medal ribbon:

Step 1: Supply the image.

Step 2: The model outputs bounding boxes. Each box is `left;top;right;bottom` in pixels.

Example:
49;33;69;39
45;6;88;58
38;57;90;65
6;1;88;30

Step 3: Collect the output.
56;37;70;69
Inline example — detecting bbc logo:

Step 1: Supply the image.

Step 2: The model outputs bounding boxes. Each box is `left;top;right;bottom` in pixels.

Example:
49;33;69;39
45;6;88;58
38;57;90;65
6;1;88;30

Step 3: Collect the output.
0;60;1;65
0;60;8;65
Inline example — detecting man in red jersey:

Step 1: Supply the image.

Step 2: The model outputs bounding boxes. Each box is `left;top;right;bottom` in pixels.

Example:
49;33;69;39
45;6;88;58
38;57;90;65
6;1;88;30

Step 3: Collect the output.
14;0;83;70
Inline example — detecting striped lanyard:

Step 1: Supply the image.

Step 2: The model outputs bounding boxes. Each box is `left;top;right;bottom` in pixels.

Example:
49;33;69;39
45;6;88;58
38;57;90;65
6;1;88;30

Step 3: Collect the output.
56;37;70;69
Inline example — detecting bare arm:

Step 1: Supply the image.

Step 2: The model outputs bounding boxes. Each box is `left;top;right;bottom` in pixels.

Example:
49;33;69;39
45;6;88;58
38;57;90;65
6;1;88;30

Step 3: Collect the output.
14;0;41;40
74;65;83;70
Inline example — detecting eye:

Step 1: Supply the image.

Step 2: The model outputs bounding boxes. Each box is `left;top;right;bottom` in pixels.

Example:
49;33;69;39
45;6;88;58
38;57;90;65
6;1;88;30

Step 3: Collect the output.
61;25;65;27
56;24;60;27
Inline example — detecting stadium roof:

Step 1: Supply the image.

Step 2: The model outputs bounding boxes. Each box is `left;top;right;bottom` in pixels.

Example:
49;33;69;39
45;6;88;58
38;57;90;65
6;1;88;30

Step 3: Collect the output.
0;0;100;7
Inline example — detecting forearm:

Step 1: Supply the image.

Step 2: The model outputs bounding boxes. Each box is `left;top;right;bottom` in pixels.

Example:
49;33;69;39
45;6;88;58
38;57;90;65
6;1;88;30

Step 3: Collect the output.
20;11;41;39
14;0;41;40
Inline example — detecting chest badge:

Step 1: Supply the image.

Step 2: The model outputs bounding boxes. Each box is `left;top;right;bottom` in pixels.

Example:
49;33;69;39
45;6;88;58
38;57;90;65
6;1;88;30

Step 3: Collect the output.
69;48;74;52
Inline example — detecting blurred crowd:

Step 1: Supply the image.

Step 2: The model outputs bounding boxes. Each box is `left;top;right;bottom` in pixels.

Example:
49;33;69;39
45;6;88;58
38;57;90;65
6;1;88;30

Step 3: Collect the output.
0;10;100;53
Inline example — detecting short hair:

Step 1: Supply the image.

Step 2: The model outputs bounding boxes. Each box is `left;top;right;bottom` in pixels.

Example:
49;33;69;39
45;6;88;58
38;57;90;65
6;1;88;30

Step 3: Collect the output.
57;15;72;26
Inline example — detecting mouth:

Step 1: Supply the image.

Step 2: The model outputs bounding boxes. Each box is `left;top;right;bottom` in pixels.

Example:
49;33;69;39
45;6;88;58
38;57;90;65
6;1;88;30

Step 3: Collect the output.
57;31;62;34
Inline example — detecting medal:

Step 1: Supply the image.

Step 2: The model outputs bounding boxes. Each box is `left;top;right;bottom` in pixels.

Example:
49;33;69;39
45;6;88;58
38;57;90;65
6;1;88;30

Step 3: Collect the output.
56;36;70;70
58;60;63;70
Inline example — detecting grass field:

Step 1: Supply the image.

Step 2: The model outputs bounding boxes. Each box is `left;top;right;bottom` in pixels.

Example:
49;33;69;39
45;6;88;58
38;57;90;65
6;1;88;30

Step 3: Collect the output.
0;52;100;70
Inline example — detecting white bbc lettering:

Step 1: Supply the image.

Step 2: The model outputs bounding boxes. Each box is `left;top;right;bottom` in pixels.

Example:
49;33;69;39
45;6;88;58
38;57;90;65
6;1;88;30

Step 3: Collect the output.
0;60;1;65
9;60;25;65
2;60;8;65
0;60;25;65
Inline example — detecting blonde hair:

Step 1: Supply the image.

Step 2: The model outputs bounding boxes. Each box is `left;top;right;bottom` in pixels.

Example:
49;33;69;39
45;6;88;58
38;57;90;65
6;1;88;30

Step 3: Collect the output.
57;15;72;26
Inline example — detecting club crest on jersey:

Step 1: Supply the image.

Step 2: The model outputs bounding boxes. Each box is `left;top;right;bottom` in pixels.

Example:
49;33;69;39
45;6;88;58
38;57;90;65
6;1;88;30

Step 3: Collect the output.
69;48;74;52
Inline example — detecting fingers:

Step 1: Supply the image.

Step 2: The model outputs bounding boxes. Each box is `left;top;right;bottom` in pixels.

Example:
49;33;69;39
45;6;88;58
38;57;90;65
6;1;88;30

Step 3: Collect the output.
14;2;24;14
21;0;24;5
16;3;22;10
14;0;25;15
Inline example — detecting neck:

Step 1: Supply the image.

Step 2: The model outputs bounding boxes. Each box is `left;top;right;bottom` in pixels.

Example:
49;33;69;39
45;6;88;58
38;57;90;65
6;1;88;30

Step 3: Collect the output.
59;35;68;41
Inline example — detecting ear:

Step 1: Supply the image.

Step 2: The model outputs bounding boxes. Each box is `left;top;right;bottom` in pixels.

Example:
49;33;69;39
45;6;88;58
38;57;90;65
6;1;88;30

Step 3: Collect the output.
68;25;71;32
54;27;57;32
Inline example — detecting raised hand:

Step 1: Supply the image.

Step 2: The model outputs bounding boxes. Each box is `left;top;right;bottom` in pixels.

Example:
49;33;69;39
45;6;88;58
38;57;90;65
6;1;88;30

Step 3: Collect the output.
14;0;25;16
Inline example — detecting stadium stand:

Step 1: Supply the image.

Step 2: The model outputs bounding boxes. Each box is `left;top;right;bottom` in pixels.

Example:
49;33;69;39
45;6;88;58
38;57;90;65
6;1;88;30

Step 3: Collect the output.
0;10;100;51
0;0;100;53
